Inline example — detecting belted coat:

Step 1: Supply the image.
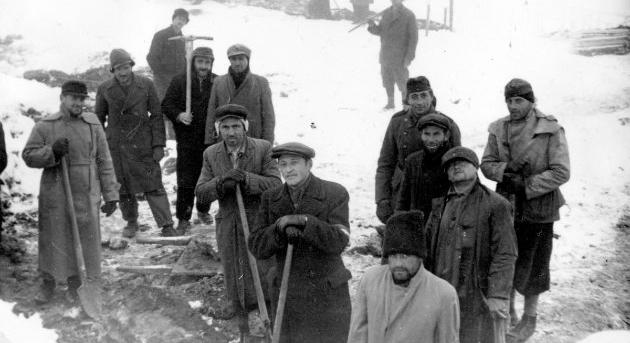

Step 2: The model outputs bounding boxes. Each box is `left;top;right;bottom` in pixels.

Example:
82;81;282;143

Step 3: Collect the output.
367;5;418;66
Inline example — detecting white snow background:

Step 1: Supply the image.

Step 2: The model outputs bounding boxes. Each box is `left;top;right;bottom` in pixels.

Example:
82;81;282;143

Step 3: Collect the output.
0;0;629;340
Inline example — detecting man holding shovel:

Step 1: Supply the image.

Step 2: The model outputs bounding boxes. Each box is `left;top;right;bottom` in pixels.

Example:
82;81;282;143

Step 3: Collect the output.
249;142;353;343
195;104;281;340
23;81;120;304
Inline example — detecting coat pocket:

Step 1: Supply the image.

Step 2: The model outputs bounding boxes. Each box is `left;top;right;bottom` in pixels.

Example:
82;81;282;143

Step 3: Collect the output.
522;189;562;222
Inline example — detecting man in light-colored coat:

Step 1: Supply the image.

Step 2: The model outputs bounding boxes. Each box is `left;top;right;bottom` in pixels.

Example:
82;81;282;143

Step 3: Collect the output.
23;81;120;303
348;211;460;343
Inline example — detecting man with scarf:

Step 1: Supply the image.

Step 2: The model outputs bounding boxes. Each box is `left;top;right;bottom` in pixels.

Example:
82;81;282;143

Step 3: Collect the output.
375;76;461;229
204;44;275;146
162;46;217;233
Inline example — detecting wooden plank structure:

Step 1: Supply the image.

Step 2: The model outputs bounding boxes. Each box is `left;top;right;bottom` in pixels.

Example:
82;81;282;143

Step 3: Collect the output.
574;27;630;56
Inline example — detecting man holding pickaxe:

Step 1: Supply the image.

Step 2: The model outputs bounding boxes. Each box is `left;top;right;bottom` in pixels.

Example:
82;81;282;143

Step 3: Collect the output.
195;104;281;341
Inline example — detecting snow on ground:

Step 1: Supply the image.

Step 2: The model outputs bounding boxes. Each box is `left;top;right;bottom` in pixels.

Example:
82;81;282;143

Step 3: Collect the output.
0;0;629;340
0;300;57;343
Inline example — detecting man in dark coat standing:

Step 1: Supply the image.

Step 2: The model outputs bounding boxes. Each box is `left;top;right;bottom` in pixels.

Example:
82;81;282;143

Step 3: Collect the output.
23;81;120;303
367;0;418;109
481;79;570;343
375;76;461;228
95;49;175;237
204;44;275;146
397;113;455;219
249;142;352;343
162;46;217;233
425;147;517;343
195;104;281;339
0;122;6;239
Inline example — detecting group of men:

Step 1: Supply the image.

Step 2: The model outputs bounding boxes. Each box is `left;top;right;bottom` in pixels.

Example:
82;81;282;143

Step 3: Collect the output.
18;3;570;343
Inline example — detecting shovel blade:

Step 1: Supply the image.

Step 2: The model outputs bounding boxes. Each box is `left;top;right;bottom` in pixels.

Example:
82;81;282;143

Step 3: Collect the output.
77;282;102;319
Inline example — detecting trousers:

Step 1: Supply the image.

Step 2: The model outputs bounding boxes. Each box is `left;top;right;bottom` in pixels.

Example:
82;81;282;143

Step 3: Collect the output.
120;188;173;227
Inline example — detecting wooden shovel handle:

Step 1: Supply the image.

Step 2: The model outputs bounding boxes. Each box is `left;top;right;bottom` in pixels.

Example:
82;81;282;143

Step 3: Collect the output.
272;244;294;343
61;157;89;283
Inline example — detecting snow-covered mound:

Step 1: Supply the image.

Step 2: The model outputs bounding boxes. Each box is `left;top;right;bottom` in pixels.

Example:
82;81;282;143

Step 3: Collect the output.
0;300;57;343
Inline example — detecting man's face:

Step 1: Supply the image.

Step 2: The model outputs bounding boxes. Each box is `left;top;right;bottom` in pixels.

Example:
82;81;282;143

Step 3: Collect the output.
60;94;85;117
278;155;312;187
391;0;404;7
229;55;249;73
172;16;187;32
194;57;213;78
420;125;449;153
447;160;478;183
388;253;421;284
408;90;433;116
506;96;533;121
218;117;246;147
113;63;133;85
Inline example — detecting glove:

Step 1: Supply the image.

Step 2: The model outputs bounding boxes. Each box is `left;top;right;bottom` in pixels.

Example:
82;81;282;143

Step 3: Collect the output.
177;112;192;125
275;215;308;231
100;201;118;217
502;173;526;195
153;147;165;162
52;138;69;159
367;19;376;27
224;168;247;184
285;226;303;245
376;200;393;224
505;159;527;173
220;178;237;194
486;298;508;320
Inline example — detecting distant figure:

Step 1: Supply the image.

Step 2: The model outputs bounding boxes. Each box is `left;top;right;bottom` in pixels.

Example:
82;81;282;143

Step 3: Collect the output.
204;44;275;146
347;211;460;343
308;0;331;19
162;47;217;233
481;78;570;343
95;49;175;238
23;81;119;304
0;122;6;241
351;0;373;22
367;0;418;109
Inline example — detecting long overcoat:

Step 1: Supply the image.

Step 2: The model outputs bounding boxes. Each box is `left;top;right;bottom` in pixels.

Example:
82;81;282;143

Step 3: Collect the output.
367;5;418;66
204;72;275;145
146;26;186;77
95;74;166;194
22;108;119;281
249;175;352;343
195;137;281;308
480;108;570;223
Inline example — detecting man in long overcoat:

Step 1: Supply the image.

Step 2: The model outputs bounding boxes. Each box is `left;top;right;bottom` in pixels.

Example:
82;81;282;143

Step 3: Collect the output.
195;104;281;338
375;76;461;228
204;44;275;146
367;0;418;109
95;49;175;237
425;147;517;343
0;121;6;236
162;46;217;232
23;81;119;302
480;79;570;342
249;142;352;343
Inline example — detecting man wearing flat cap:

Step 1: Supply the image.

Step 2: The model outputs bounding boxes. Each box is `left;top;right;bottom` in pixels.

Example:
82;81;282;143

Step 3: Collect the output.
204;44;275;146
397;113;457;219
481;78;570;342
249;142;352;342
195;103;281;338
162;46;217;233
23;81;120;303
425;146;517;343
375;76;461;228
96;48;175;237
348;211;460;343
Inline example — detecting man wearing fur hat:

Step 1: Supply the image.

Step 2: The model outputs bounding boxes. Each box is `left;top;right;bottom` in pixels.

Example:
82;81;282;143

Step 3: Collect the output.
249;142;352;343
23;81;120;303
367;0;418;109
348;211;460;343
375;76;461;227
481;79;570;343
95;49;175;237
204;44;275;146
162;47;217;233
195;104;281;338
425;146;517;343
397;113;456;219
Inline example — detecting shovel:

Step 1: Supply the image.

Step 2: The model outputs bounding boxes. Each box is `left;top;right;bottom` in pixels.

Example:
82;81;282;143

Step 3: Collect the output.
61;156;101;319
272;243;294;343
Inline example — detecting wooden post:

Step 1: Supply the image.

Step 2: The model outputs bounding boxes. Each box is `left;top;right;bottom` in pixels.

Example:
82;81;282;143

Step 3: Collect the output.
449;0;454;31
443;7;447;30
425;4;431;37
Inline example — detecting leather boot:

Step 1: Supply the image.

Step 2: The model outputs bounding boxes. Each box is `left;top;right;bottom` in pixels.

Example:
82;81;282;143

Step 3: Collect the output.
122;220;139;238
35;278;55;304
175;220;190;235
384;97;395;109
197;212;213;225
161;224;178;237
507;314;537;343
66;275;81;304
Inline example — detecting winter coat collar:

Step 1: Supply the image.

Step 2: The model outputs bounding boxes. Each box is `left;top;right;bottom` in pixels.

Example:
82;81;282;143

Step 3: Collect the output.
43;106;102;125
271;173;326;202
385;264;428;327
105;73;146;91
214;137;257;168
489;108;562;136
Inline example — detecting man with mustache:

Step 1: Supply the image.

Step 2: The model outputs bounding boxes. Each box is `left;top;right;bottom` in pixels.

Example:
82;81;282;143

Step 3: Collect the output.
481;79;570;343
397;113;455;219
162;47;217;234
23;81;120;303
195;104;281;340
347;211;460;343
375;76;461;229
95;49;175;237
425;147;517;343
204;44;275;146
